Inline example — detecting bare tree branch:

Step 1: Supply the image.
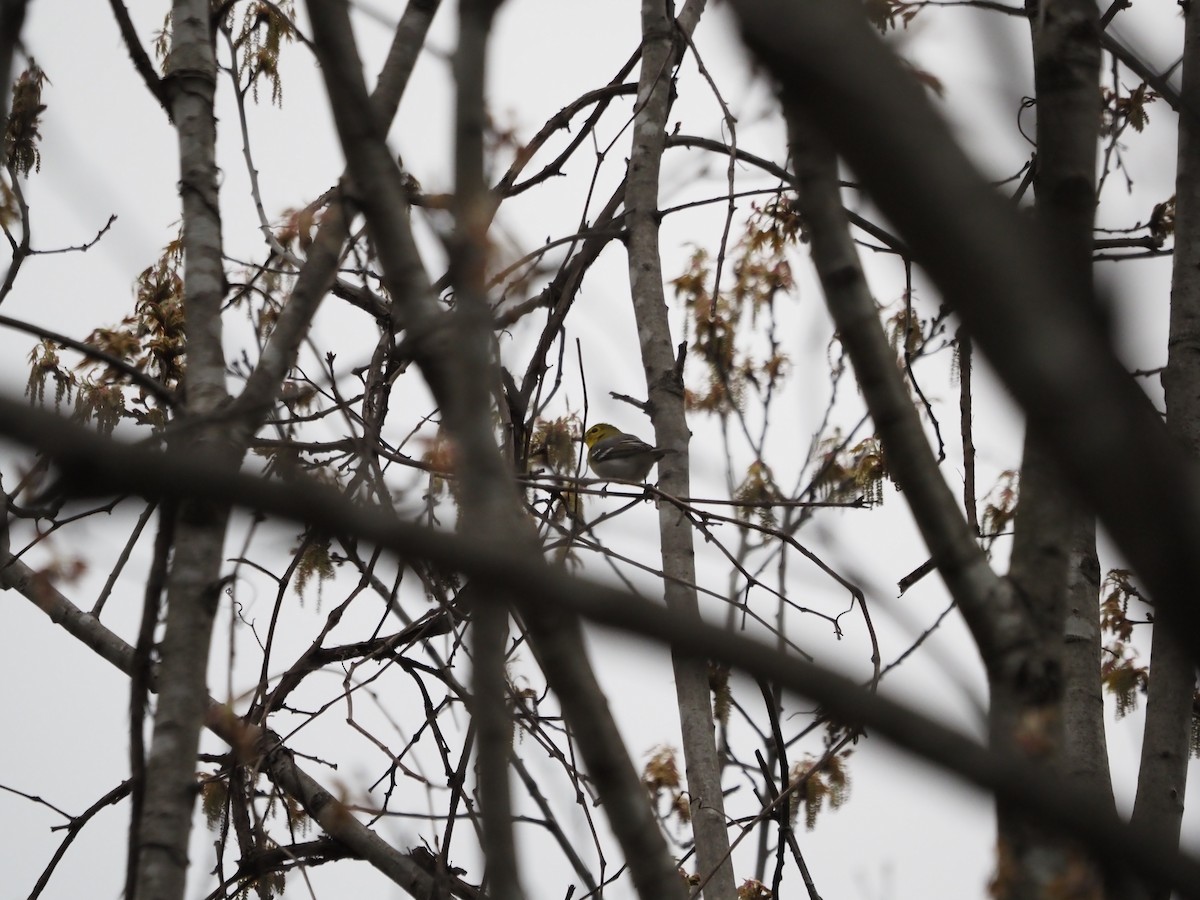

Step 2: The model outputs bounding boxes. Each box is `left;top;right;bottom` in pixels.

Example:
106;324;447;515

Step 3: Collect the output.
135;2;233;895
105;0;171;115
0;551;458;900
0;0;28;166
625;1;736;896
730;0;1200;669
1;398;1199;897
1129;4;1200;895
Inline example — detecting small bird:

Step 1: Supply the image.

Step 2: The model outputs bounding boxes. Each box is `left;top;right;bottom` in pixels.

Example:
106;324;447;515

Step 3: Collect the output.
581;423;669;482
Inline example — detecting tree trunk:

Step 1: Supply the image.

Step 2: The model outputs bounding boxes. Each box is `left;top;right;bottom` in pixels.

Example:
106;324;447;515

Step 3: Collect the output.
994;1;1104;893
134;2;231;898
1131;4;1200;880
625;2;736;897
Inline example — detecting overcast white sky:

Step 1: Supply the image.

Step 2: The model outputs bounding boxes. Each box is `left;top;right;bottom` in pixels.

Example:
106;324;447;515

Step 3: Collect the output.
2;2;1197;899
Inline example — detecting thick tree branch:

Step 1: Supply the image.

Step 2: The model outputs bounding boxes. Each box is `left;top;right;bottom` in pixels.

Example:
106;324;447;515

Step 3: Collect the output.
1;399;1199;897
785;111;1032;682
106;0;171;115
0;0;28;165
625;1;735;896
999;2;1107;892
453;2;526;898
0;313;175;405
231;0;442;435
307;5;696;897
135;3;233;896
1129;2;1200;893
0;551;458;900
730;0;1200;670
305;7;687;900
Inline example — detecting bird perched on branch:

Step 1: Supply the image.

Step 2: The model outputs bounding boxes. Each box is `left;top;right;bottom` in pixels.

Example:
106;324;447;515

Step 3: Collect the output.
581;423;670;482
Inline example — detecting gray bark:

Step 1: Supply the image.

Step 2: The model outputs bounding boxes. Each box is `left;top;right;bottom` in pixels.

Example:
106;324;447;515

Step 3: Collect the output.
231;0;443;437
305;5;688;898
4;415;1200;896
454;2;526;898
135;4;445;896
134;2;231;897
1132;2;1200;858
1132;0;1200;844
785;107;1035;685
730;0;1200;666
625;1;736;897
0;550;446;896
997;0;1108;892
0;0;29;159
1060;520;1109;795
